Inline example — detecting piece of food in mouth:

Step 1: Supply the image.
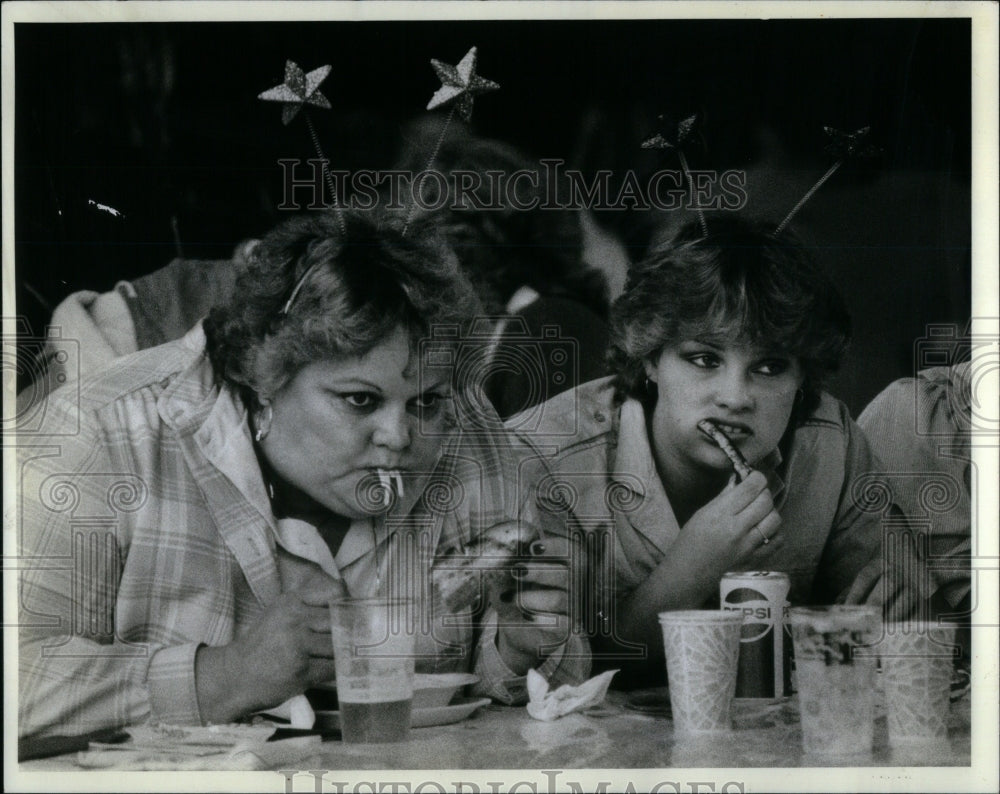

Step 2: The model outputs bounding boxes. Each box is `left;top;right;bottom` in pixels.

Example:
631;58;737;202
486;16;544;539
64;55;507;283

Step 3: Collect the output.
376;467;404;507
430;521;527;613
697;419;754;482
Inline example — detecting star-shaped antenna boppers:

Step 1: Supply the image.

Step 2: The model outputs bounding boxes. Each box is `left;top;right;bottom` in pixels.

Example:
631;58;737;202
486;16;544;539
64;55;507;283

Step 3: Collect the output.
641;112;702;151
823;125;882;160
642;111;707;235
258;60;332;126
426;46;499;123
258;59;343;233
776;124;882;234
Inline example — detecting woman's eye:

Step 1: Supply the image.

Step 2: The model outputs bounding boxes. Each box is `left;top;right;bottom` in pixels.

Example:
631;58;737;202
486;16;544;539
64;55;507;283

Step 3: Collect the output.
685;353;719;369
412;392;449;412
340;392;377;409
755;359;790;376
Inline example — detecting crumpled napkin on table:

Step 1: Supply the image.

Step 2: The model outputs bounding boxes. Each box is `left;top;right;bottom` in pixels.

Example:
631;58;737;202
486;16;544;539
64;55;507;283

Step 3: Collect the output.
261;694;315;729
525;668;618;722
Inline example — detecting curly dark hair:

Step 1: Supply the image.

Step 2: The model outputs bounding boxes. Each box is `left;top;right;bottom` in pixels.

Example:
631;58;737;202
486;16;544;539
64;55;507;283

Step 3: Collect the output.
203;209;481;404
608;216;851;416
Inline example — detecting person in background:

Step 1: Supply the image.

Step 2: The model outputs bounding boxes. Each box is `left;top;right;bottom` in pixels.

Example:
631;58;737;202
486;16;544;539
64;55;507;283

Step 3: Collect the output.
858;360;973;681
393;118;614;419
18;210;587;741
505;216;931;684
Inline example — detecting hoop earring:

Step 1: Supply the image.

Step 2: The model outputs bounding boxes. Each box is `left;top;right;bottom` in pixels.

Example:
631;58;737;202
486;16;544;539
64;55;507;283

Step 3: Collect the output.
254;404;273;442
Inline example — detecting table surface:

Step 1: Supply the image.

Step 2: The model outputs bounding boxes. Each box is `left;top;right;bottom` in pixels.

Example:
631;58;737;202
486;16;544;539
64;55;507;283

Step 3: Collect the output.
21;690;971;772
299;692;971;770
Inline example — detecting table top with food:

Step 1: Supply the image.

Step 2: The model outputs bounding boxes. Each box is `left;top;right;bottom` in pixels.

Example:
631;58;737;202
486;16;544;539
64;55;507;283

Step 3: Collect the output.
18;674;971;773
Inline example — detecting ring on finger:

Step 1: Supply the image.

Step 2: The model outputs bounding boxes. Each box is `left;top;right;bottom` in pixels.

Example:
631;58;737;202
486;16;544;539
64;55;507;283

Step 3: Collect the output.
755;525;770;545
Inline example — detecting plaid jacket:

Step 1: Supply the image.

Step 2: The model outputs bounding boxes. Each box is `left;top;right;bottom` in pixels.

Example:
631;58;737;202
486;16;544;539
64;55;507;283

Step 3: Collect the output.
17;326;589;739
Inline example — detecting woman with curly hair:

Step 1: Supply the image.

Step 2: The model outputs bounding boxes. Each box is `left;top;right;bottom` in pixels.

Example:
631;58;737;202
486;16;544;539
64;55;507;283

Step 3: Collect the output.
17;210;586;741
507;216;928;681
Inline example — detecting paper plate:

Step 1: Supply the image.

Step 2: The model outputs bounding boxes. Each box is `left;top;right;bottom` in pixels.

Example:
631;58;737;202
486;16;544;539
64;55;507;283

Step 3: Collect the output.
315;697;491;732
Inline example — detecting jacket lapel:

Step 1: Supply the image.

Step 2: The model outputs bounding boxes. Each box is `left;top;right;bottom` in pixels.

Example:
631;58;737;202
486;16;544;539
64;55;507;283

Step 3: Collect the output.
158;333;282;607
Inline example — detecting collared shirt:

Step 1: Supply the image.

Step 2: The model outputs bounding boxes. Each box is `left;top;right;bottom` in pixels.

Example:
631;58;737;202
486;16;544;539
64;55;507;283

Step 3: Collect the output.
17;326;588;740
508;377;919;623
858;363;972;607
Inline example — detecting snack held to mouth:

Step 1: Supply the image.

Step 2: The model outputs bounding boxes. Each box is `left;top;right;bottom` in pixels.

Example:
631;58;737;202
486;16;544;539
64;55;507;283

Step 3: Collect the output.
376;467;405;508
697;419;754;481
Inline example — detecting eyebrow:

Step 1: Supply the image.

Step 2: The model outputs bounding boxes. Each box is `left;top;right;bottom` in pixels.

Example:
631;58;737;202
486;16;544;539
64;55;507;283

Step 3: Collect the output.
325;377;451;394
684;338;792;359
326;378;385;392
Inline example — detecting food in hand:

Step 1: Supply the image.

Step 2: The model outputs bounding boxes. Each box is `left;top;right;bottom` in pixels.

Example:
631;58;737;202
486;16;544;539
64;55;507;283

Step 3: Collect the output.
430;521;527;613
697;419;754;481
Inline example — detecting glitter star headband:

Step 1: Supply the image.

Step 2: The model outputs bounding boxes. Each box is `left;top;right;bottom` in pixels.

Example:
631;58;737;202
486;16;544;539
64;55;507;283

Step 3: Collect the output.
642;113;881;236
261;47;499;314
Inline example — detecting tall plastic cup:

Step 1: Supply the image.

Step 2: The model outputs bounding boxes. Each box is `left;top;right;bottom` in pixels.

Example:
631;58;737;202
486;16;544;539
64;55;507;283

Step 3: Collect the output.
658;610;742;733
881;621;957;748
329;597;416;743
788;605;880;757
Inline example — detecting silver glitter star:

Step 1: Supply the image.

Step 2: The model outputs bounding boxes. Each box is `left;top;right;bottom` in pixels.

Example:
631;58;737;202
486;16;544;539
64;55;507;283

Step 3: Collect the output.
258;60;332;126
426;46;499;122
823;125;882;160
641;113;702;150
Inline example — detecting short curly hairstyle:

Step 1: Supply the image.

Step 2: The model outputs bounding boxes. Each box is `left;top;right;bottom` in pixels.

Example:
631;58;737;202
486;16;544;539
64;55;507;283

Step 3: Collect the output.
608;216;851;416
203;209;481;404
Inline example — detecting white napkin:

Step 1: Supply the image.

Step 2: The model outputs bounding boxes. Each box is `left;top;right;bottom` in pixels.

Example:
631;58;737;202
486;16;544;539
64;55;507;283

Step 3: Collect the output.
260;694;315;729
525;668;618;722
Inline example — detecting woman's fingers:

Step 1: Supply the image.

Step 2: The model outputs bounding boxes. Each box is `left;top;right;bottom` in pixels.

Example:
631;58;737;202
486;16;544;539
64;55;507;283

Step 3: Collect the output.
512;562;568;588
726;470;769;510
755;509;782;540
513;587;568;616
305;631;337;659
736;484;776;531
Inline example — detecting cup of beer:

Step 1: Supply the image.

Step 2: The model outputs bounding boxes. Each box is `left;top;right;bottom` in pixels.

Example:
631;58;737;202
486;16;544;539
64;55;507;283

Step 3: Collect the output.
658;610;742;733
880;621;957;749
328;597;416;743
788;605;880;757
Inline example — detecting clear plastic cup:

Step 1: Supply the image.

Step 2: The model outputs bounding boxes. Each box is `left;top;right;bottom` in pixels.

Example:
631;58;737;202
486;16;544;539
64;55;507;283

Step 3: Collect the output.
328;597;416;743
788;605;880;757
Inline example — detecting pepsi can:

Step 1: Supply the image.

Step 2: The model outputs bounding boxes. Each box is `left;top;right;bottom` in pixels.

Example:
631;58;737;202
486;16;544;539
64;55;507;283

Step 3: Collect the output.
721;571;792;699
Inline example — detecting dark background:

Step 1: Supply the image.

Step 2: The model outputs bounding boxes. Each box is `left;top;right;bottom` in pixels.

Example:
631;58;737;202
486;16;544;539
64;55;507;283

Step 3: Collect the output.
13;17;971;415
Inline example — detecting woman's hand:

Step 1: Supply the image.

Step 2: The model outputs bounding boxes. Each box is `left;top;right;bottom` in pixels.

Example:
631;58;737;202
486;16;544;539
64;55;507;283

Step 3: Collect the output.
612;471;782;672
494;535;577;675
673;470;783;584
195;572;346;723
